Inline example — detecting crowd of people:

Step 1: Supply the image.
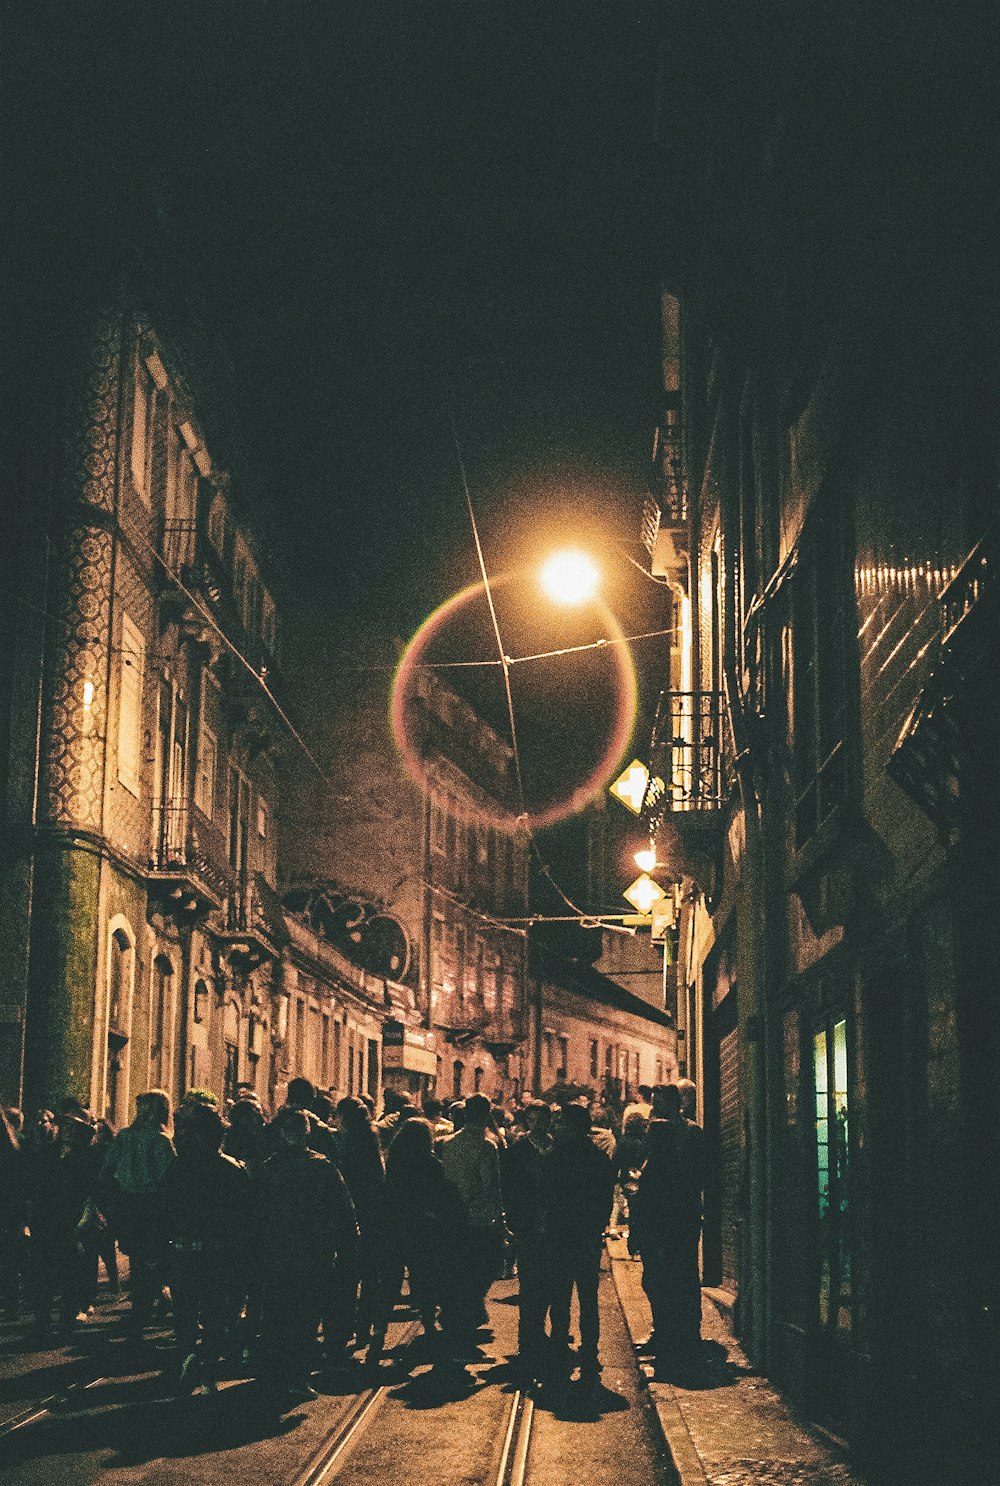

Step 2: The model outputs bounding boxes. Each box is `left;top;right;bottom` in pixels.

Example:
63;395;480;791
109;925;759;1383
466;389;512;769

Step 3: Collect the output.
0;1076;704;1404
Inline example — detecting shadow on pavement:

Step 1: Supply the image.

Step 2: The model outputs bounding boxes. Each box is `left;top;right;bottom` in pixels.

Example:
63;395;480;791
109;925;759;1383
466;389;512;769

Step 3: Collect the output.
1;1378;304;1469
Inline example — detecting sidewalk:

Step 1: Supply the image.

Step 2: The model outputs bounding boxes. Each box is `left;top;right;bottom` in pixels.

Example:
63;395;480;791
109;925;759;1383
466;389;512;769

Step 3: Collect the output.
607;1236;864;1486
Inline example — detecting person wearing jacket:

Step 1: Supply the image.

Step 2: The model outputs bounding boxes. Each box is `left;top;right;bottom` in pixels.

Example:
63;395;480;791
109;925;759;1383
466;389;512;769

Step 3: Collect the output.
540;1101;615;1391
258;1106;358;1402
334;1096;385;1358
439;1092;504;1344
501;1100;553;1382
160;1103;252;1393
371;1116;466;1366
101;1090;175;1337
630;1083;704;1377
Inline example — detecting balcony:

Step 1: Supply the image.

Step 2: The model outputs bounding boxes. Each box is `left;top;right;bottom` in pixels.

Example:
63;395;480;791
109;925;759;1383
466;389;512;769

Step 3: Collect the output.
889;526;998;839
642;402;688;582
437;995;524;1053
162;520;197;577
219;871;289;974
648;690;731;811
644;690;733;898
148;802;233;920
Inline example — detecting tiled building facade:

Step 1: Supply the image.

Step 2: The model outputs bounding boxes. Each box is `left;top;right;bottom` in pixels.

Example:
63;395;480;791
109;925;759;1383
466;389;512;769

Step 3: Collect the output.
0;301;380;1118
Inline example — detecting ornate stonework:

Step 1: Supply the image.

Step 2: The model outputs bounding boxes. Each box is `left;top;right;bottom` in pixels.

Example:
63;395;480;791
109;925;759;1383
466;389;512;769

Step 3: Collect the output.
55;308;124;516
43;523;113;828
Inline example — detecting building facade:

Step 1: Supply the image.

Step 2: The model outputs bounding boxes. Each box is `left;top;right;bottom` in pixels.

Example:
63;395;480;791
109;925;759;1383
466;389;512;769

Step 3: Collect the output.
635;12;1000;1468
2;302;313;1118
527;933;676;1104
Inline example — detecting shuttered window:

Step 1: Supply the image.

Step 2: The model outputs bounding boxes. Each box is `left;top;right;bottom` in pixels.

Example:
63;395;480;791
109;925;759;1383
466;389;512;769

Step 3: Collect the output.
117;614;145;797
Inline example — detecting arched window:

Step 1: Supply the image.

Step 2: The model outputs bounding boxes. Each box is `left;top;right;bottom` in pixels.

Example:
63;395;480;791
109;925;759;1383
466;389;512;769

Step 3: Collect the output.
106;925;134;1126
223;999;241;1106
150;955;174;1091
452;1059;464;1101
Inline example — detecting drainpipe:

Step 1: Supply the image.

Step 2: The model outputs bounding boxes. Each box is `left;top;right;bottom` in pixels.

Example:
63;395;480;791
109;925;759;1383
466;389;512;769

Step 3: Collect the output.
719;373;772;1367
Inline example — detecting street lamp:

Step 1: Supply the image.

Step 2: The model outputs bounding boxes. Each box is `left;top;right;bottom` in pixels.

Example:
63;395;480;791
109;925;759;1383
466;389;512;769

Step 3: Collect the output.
539;549;600;606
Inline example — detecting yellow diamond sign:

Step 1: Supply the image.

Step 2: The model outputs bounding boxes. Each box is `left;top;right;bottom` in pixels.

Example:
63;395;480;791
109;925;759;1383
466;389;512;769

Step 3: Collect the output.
623;873;667;915
610;760;663;815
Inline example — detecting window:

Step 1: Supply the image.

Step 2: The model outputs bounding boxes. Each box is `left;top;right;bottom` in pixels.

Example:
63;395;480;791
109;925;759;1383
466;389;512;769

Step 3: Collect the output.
590;1039;599;1080
117;614;145;797
262;592;277;655
195;726;216;815
295;998;305;1076
791;500;850;848
453;1060;464;1099
228;766;250;875
815;1016;851;1333
431;795;446;854
207;493;226;554
130;358;155;504
557;1035;569;1081
321;1013;330;1085
223;1040;239;1107
150;955;174;1091
543;1030;554;1069
474;1067;484;1093
106;925;133;1127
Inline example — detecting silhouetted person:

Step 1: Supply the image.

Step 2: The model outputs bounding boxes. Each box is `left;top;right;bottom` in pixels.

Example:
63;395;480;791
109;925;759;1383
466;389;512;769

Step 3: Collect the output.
0;1108;27;1319
259;1107;358;1401
101;1090;175;1337
541;1101;615;1392
501;1100;553;1381
631;1083;704;1377
439;1092;504;1342
268;1077;338;1160
161;1103;251;1393
334;1096;385;1358
370;1117;466;1366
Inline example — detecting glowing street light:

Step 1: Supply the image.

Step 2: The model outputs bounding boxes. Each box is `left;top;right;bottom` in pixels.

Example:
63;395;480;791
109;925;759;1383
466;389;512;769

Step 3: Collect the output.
539;548;600;606
634;846;658;873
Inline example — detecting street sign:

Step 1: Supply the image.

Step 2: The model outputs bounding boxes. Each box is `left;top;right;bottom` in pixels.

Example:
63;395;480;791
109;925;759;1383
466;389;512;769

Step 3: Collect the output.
650;898;675;942
622;872;667;914
609;759;665;815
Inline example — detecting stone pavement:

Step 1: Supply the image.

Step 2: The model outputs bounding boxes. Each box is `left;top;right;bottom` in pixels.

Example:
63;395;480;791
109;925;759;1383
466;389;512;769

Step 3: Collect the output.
607;1237;865;1486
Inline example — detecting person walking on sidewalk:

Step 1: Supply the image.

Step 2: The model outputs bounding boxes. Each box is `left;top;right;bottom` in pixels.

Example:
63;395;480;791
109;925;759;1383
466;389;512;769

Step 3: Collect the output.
540;1101;615;1394
631;1082;704;1378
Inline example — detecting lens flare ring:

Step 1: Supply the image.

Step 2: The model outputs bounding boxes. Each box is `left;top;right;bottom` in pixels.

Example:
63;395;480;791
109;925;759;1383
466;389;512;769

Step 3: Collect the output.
390;571;638;832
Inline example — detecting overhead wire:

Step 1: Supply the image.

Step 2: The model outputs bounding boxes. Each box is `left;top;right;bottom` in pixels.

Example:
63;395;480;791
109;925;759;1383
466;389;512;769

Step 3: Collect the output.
448;410;589;922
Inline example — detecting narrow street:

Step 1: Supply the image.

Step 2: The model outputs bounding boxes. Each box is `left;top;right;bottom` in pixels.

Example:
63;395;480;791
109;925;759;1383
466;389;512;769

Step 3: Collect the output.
0;1261;669;1486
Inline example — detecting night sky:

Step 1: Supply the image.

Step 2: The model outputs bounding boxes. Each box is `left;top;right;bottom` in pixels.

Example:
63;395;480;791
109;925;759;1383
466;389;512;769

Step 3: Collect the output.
8;2;672;855
9;3;661;607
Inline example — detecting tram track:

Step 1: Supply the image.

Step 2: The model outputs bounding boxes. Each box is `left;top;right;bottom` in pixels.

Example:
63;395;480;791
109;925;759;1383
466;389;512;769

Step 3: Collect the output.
0;1373;107;1440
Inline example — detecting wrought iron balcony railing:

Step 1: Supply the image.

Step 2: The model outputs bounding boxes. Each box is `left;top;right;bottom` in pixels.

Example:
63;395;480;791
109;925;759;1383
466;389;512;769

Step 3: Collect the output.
648;690;732;812
162;519;197;574
889;523;997;836
148;800;234;910
650;405;687;526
